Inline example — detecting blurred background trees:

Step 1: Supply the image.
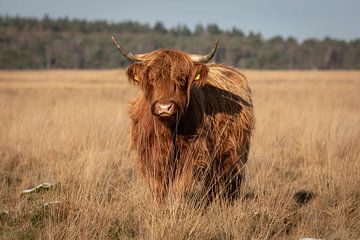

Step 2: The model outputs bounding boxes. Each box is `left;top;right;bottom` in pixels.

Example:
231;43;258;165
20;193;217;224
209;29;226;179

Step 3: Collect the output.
0;15;359;69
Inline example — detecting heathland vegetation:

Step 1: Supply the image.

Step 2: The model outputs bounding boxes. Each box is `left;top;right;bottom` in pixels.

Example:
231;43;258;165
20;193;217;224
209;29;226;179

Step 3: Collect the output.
1;15;360;69
0;70;359;239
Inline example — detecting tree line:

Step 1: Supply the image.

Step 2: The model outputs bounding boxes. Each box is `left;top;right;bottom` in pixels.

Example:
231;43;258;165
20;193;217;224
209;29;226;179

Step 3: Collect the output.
1;15;359;69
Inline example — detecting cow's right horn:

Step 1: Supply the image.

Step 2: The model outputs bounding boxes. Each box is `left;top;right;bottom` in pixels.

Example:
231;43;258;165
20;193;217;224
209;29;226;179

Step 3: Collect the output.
189;40;218;63
112;36;147;62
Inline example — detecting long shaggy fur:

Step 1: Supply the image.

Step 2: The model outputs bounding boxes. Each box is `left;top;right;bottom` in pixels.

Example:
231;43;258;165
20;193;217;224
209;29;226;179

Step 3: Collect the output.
127;49;255;203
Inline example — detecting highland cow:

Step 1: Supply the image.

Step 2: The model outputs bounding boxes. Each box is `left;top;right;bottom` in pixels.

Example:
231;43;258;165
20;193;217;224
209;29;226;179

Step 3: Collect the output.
112;36;255;203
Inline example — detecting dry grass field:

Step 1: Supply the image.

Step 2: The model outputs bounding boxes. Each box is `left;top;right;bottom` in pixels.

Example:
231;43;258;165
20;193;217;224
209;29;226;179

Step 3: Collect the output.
0;69;360;239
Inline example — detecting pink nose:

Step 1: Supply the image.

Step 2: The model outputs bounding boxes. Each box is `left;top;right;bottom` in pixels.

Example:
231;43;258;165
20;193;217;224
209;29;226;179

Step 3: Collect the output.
154;101;176;116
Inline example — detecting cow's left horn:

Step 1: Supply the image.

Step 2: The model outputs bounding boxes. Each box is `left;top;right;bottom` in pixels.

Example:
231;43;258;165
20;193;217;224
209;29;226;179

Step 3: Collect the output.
189;40;218;63
111;36;147;62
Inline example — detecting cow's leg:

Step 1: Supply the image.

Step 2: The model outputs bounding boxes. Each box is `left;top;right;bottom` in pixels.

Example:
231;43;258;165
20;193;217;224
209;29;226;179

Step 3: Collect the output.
204;144;248;202
221;165;244;201
148;175;169;203
141;138;174;203
141;152;172;203
220;144;249;201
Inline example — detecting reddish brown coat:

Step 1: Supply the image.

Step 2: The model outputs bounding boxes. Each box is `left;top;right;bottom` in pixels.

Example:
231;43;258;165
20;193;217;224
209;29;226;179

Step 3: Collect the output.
126;49;255;203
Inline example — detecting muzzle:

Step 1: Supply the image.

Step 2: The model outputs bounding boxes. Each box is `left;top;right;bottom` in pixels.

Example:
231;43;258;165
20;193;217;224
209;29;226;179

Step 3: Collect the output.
152;100;178;117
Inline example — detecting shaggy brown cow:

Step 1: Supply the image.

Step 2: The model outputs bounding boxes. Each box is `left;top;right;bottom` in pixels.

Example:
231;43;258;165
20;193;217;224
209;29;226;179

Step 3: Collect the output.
112;36;255;203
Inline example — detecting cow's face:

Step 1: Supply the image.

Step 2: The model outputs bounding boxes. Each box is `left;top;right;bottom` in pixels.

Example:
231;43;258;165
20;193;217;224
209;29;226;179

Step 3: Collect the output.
126;50;208;120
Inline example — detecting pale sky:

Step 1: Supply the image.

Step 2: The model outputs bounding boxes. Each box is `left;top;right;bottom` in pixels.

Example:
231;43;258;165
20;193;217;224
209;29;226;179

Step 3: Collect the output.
1;0;359;41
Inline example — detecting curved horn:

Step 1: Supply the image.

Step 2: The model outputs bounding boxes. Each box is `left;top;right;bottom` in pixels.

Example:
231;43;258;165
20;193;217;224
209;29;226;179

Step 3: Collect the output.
111;36;146;62
189;40;218;63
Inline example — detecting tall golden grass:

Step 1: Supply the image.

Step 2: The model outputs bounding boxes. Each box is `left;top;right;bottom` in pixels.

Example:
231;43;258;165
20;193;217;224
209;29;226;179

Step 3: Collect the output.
0;70;359;239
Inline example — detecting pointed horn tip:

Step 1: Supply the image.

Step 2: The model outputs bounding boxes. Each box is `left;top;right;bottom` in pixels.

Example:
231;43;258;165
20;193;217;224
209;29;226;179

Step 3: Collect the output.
111;35;142;62
208;40;219;59
111;36;120;46
213;40;219;49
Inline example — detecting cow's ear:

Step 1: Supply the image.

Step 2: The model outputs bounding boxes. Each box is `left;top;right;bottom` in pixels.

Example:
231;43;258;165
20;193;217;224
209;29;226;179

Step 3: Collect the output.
126;63;143;84
191;64;209;87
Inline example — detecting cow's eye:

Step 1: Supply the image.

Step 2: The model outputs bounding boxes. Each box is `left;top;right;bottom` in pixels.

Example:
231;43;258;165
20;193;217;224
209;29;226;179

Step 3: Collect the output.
146;77;154;85
178;76;187;86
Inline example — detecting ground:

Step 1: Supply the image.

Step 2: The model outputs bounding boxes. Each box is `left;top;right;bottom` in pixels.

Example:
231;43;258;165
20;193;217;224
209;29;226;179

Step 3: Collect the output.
0;70;359;239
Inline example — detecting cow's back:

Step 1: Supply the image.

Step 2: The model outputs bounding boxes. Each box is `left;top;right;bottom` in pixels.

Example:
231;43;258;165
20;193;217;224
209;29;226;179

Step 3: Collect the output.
207;64;252;106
